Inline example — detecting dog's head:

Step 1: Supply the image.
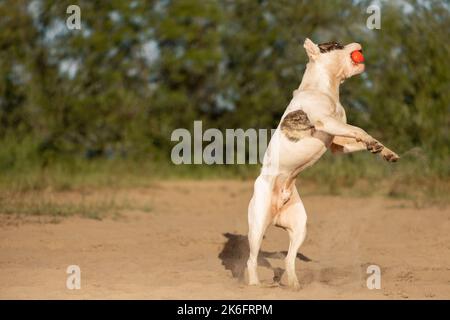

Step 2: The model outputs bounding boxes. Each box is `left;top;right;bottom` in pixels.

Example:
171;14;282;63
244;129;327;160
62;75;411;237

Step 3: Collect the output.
303;38;365;80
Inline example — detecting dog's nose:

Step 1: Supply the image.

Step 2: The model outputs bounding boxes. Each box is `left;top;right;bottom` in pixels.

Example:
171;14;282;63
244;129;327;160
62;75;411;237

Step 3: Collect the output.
346;43;363;52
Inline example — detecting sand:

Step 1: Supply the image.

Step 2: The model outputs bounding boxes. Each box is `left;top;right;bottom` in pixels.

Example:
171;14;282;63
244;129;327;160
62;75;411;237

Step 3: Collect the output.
0;180;449;299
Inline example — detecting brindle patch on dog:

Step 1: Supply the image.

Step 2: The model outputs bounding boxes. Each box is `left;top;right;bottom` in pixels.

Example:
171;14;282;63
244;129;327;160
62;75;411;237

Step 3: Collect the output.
318;41;344;53
280;110;315;142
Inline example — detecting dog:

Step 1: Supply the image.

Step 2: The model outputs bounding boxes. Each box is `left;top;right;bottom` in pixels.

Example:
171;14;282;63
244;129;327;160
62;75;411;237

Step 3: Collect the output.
247;38;399;289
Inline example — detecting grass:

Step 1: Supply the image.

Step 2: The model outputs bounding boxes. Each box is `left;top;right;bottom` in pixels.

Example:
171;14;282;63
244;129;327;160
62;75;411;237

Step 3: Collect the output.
0;136;447;220
0;189;154;222
0;196;116;220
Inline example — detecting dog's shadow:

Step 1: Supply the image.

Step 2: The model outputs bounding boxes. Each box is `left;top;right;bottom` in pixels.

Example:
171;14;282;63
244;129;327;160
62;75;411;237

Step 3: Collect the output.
218;233;311;284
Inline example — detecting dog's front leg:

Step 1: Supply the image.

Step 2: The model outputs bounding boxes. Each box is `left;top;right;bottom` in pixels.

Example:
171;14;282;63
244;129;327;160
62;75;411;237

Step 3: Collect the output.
330;136;399;162
314;116;400;162
314;115;376;142
330;136;367;154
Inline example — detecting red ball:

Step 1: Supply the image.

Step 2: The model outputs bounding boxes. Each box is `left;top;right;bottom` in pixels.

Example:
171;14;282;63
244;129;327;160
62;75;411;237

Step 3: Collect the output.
351;50;365;64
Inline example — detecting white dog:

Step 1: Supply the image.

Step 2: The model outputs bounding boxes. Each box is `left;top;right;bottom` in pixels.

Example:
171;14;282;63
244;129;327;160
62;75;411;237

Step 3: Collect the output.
247;38;399;289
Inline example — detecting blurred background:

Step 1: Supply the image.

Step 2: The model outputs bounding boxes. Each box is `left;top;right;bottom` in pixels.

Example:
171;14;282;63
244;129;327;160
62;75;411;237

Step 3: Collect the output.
0;0;448;204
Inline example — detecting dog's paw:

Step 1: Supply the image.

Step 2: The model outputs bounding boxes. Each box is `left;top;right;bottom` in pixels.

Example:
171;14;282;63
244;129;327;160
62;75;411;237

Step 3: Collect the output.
381;148;400;162
366;140;384;153
356;134;383;153
289;280;302;291
248;279;261;286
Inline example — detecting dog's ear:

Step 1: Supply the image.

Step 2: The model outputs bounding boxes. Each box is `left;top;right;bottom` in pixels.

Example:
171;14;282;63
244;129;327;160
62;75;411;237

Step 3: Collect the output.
303;38;320;61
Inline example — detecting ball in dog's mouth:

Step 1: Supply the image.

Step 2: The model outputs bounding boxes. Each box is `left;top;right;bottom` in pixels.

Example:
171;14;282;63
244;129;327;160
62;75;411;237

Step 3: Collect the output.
351;50;364;64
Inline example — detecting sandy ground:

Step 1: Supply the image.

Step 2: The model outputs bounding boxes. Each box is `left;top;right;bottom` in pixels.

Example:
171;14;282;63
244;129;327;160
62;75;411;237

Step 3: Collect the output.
0;180;449;299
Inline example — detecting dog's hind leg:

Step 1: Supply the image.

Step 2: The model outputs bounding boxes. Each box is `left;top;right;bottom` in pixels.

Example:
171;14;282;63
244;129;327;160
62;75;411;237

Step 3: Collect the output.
275;186;307;289
247;175;272;285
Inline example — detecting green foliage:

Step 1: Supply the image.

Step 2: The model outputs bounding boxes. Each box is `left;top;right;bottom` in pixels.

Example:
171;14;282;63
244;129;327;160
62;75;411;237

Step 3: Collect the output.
0;0;448;185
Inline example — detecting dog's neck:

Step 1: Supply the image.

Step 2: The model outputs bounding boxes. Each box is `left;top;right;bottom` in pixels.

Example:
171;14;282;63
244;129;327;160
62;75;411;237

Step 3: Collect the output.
297;62;342;103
